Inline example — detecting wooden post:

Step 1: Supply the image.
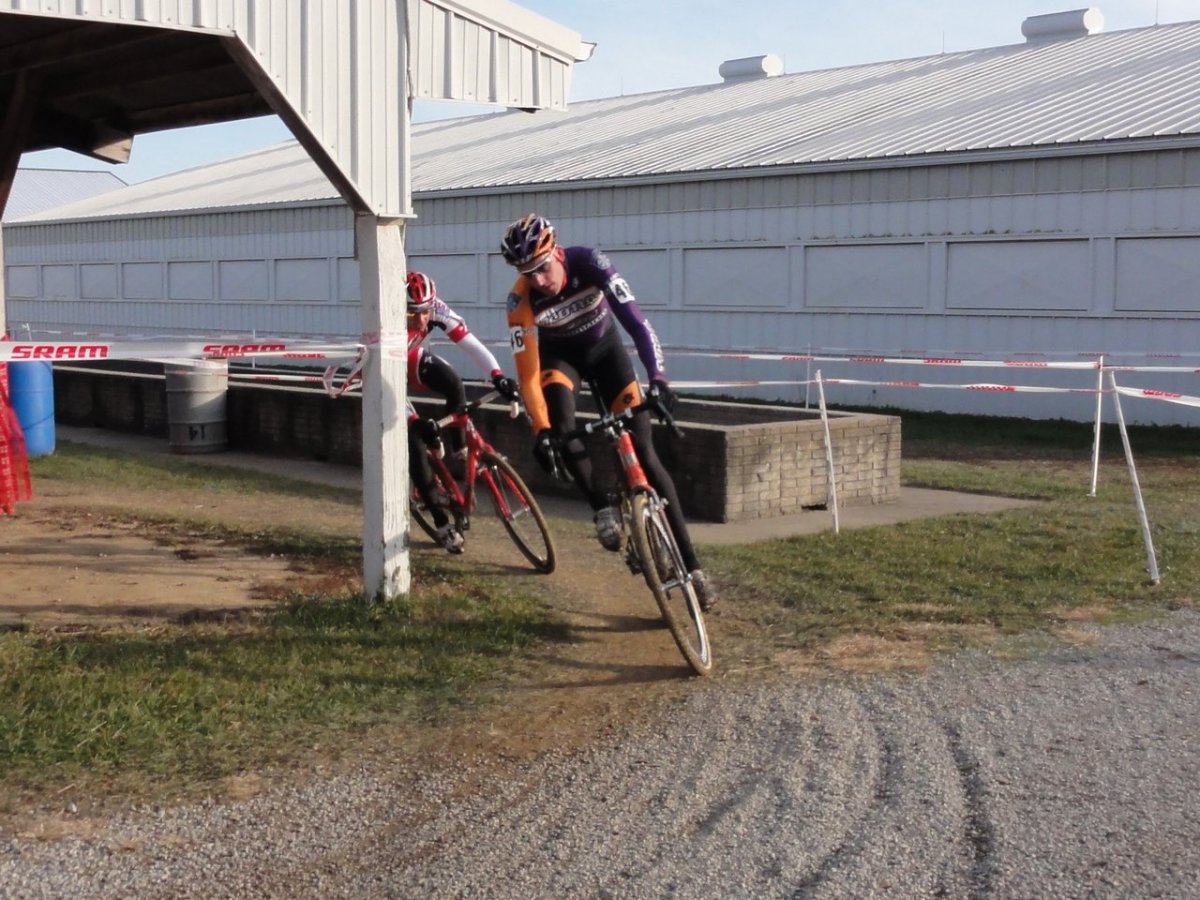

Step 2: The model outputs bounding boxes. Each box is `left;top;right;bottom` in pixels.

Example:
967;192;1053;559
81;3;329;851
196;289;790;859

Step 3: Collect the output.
1;70;42;337
356;214;410;598
0;222;7;338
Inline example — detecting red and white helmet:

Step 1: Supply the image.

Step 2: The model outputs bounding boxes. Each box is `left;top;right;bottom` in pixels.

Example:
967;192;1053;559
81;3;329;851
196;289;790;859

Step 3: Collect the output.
406;271;437;312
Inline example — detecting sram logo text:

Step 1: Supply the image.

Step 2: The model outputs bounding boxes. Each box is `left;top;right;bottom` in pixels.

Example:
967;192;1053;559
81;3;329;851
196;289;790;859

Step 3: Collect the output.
11;344;108;360
202;343;286;357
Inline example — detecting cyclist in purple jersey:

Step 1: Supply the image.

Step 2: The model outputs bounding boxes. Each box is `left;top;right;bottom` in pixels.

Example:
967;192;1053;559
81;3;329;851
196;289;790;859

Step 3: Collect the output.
502;214;715;611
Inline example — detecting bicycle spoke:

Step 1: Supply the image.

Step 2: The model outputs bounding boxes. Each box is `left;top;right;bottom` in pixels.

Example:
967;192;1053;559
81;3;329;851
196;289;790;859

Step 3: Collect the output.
630;492;713;676
481;451;556;574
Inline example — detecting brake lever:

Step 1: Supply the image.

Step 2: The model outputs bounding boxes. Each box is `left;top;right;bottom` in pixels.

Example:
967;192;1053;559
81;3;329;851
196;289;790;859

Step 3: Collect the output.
548;439;573;483
647;395;685;439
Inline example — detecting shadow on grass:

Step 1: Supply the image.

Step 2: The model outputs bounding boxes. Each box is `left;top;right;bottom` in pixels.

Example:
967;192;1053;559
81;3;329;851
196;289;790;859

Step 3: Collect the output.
0;592;574;789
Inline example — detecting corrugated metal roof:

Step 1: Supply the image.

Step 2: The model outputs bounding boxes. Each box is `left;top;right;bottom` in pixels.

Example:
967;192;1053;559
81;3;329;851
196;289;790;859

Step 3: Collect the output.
3;169;126;221
412;19;1200;190
14;18;1200;222
10;144;332;222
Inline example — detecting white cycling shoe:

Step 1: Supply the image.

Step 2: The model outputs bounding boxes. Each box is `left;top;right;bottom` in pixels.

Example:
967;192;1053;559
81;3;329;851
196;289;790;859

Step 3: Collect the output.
435;523;465;554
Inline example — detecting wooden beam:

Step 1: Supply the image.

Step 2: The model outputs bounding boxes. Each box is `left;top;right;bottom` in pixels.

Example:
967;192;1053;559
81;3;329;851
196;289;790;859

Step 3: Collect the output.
124;92;274;132
0;24;167;78
25;90;271;158
30;107;132;163
0;70;40;218
0;69;40;338
45;44;239;101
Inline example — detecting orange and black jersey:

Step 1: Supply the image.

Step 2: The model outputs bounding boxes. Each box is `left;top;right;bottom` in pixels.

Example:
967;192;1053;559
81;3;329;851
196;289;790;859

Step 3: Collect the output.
505;246;665;432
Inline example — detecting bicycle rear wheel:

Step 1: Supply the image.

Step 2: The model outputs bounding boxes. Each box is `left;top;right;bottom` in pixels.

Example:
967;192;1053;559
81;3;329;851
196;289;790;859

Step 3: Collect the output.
628;492;713;676
479;451;556;573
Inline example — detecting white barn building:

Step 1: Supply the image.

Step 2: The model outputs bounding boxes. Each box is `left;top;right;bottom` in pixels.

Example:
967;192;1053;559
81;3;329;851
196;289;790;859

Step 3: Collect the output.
6;8;1200;425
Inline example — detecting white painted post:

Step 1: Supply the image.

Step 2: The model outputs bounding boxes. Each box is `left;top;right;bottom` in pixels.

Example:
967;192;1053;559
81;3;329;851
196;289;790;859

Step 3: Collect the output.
356;214;410;598
1107;370;1161;585
815;370;840;535
1089;357;1104;496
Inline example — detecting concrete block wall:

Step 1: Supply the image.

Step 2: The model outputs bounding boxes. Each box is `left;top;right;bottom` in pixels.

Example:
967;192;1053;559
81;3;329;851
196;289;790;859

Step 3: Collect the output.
52;367;900;523
55;367;167;437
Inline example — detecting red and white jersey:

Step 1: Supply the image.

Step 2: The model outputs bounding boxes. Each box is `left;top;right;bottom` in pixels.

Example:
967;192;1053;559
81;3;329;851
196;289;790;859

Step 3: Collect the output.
405;298;502;420
407;298;472;381
407;298;501;385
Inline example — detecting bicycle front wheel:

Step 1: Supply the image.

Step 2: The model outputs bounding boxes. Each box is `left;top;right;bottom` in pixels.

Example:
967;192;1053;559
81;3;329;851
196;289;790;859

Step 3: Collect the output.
479;451;556;573
628;492;713;676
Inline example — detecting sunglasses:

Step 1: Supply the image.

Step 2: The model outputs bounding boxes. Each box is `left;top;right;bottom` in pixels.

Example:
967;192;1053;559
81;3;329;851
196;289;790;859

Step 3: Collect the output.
521;257;553;276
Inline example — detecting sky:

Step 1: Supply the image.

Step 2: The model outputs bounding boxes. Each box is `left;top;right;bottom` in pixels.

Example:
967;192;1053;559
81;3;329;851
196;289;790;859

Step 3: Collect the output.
18;0;1200;184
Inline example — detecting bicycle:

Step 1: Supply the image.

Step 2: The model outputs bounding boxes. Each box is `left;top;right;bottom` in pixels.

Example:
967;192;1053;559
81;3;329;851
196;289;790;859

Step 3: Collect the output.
410;390;556;574
556;391;713;676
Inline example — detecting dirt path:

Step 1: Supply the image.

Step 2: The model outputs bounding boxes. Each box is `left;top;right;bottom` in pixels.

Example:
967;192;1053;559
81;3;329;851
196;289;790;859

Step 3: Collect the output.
2;471;703;770
407;506;707;760
0;479;360;629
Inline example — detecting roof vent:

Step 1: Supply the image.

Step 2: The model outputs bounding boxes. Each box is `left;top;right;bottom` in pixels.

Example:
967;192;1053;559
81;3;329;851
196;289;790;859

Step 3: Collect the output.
1021;7;1105;42
719;54;784;83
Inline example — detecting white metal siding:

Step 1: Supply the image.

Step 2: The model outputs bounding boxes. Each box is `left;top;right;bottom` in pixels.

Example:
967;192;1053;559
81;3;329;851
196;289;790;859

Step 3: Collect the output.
8;150;1200;425
400;153;1200;426
5;205;360;338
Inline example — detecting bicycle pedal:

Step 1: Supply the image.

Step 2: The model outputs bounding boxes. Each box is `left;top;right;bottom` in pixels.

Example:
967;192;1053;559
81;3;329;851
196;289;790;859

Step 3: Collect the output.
623;548;642;576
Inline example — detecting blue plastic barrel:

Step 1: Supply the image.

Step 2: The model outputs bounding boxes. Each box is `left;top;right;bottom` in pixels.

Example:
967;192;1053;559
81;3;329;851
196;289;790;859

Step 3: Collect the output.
8;361;56;457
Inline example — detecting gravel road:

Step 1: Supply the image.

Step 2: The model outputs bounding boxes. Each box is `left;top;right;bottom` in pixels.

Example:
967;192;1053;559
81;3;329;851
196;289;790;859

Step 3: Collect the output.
4;611;1200;899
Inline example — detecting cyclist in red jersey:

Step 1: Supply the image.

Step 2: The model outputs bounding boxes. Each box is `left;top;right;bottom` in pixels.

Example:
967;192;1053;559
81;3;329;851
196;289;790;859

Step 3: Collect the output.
500;214;715;610
405;271;519;553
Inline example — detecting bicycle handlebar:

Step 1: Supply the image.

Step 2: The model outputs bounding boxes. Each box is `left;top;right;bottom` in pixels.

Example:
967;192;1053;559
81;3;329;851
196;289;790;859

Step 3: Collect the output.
433;389;522;428
559;395;684;443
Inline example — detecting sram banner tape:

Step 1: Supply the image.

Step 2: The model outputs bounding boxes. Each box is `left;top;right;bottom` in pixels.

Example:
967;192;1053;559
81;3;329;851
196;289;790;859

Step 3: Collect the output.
0;339;362;362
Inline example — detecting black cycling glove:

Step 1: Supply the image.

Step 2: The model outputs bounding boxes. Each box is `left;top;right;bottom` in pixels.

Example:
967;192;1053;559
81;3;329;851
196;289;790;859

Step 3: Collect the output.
648;378;676;414
532;429;558;474
492;373;520;402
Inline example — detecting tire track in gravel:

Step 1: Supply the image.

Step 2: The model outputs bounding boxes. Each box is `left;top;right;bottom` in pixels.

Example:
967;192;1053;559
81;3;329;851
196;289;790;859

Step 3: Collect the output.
8;615;1200;898
942;719;999;899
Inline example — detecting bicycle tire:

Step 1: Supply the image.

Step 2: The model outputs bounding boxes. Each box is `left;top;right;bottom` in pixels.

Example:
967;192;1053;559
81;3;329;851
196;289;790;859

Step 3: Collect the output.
480;450;557;573
628;492;713;676
409;487;441;543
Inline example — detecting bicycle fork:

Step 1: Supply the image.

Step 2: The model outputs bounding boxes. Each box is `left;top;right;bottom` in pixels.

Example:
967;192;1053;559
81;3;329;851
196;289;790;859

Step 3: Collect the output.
615;431;694;597
616;431;654;576
616;431;650;492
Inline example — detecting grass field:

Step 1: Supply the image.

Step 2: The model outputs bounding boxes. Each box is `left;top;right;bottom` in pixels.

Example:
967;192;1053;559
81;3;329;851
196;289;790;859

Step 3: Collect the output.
2;410;1197;812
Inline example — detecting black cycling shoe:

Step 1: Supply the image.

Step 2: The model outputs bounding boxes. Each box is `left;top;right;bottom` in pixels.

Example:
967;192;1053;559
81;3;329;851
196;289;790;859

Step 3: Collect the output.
690;569;716;612
594;506;621;552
